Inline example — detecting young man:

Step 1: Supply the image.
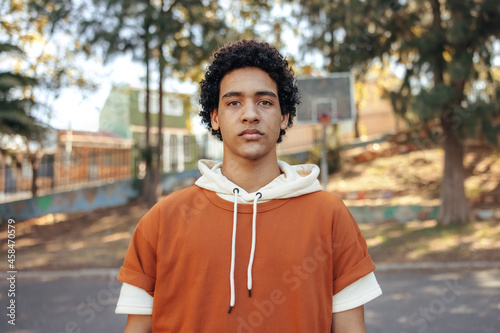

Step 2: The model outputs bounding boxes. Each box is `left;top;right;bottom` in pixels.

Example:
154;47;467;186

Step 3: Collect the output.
116;40;382;332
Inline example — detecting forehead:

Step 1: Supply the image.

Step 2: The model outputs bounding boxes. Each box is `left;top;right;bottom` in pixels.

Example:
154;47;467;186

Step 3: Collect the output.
219;67;278;95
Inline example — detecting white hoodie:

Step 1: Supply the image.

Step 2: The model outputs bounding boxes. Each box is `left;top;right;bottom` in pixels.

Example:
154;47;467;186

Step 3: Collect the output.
116;160;381;315
195;159;323;202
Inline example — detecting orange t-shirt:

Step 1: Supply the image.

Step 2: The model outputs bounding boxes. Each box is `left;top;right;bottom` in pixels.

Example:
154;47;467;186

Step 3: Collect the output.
118;185;375;332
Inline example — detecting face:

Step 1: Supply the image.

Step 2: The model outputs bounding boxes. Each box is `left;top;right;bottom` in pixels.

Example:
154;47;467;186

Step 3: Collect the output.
211;67;289;162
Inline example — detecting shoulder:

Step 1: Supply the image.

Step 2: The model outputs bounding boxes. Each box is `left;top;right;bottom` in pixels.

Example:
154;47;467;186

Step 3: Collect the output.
293;190;347;209
137;185;203;229
291;191;358;231
157;185;204;205
284;191;354;227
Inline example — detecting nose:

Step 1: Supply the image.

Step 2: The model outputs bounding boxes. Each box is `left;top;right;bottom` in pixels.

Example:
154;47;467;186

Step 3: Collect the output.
240;103;260;123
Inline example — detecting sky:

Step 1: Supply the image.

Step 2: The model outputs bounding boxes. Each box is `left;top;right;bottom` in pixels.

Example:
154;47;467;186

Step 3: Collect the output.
48;3;303;133
49;55;198;132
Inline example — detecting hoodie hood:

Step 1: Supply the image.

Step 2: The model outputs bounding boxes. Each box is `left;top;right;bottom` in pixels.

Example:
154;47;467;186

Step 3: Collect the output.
195;159;322;203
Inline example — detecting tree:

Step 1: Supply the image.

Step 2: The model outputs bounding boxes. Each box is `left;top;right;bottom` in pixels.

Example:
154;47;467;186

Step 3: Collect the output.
0;42;44;196
80;0;249;205
2;0;97;196
3;0;96;114
0;45;38;134
290;0;500;225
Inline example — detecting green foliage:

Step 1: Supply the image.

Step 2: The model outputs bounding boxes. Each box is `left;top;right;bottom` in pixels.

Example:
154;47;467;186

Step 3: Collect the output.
1;0;97;140
0;44;43;142
413;84;456;121
80;0;238;82
289;0;500;147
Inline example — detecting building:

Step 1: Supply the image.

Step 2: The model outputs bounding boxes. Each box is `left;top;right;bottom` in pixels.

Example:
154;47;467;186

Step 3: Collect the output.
99;85;197;173
55;129;133;187
0;129;132;200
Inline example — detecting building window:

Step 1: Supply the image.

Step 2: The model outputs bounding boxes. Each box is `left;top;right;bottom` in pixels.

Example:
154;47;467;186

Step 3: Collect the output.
164;95;183;116
103;151;114;166
139;91;183;117
183;135;193;162
170;135;178;171
21;156;32;179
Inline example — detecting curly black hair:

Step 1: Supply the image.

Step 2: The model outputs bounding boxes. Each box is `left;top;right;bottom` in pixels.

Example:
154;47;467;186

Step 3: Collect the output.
199;40;300;143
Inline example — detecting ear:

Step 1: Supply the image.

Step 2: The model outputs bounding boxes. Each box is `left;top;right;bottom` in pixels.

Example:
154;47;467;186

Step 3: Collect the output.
210;109;220;131
280;113;289;130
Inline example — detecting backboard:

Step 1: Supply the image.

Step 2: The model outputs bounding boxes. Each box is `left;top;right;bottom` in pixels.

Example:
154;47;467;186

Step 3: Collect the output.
296;72;355;124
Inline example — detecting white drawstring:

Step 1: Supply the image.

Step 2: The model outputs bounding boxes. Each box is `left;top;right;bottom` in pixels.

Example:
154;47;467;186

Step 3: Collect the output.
247;192;262;297
228;189;262;314
228;188;239;314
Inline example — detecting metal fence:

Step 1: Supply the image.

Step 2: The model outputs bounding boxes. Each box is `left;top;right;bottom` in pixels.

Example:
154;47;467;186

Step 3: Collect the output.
0;148;132;202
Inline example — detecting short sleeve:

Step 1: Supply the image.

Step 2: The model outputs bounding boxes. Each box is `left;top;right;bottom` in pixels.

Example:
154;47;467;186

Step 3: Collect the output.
331;198;376;295
117;204;161;296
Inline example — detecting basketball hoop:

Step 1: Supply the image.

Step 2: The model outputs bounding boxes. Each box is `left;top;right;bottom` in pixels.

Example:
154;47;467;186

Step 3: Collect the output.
318;113;331;125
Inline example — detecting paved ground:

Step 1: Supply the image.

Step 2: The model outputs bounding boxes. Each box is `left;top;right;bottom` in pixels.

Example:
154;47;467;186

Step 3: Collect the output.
0;272;126;333
1;266;499;333
364;268;500;333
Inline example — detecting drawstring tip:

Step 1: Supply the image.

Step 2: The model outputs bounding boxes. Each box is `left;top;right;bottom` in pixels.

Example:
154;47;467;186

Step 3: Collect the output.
248;289;252;297
228;306;233;314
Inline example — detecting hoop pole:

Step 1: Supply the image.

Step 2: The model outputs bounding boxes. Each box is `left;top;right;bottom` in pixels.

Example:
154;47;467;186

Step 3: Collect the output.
321;122;328;191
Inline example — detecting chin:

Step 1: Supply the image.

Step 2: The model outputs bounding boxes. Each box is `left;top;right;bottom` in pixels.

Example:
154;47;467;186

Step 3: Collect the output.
242;154;265;161
239;148;275;161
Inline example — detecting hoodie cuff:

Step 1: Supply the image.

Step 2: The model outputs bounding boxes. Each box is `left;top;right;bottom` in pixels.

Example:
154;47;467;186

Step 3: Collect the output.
115;282;154;315
332;272;382;313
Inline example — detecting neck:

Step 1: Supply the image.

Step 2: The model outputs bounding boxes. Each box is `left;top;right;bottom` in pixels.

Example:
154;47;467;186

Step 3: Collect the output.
221;154;281;193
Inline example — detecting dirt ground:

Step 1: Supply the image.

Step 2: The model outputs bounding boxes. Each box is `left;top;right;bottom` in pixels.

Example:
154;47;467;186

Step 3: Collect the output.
1;148;499;271
328;146;500;207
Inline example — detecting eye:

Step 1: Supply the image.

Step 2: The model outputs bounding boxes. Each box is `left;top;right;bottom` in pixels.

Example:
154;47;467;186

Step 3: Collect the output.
227;101;240;107
259;100;273;106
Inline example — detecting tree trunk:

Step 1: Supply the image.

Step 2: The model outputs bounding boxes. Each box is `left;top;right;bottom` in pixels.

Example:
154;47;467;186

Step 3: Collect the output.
157;48;164;176
143;165;160;206
157;0;167;176
25;140;39;197
152;50;164;204
430;0;469;225
437;118;470;225
354;101;360;138
141;12;158;207
144;16;151;152
30;153;38;197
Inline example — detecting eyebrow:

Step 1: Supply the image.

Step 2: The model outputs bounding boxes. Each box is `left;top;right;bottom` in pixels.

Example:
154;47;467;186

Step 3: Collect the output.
221;91;278;99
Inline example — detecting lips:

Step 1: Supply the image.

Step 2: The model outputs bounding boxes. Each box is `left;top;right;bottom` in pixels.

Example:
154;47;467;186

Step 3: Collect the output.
239;129;263;140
